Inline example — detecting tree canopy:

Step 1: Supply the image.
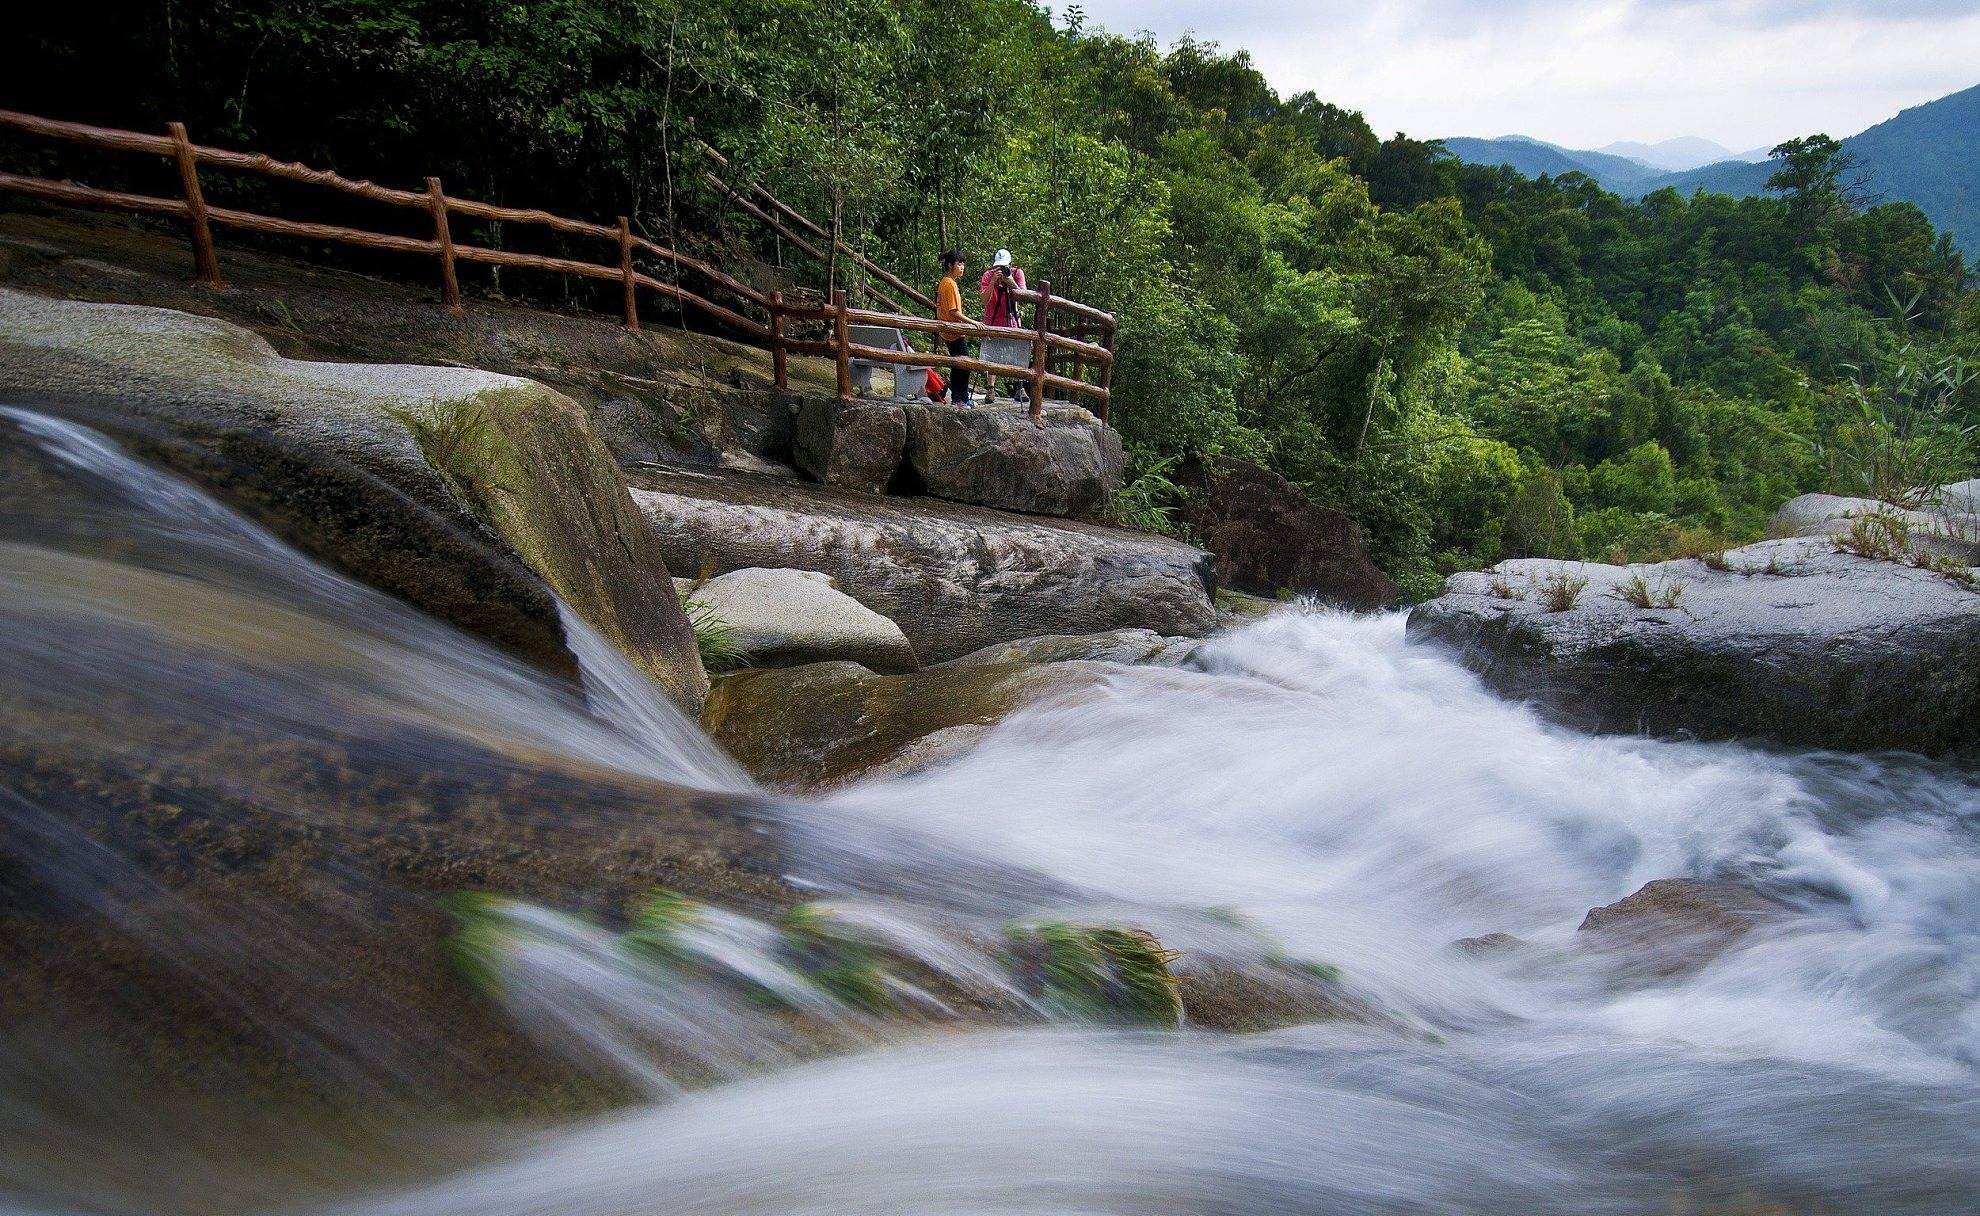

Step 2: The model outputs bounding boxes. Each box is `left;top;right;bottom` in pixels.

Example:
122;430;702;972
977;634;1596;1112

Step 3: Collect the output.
13;0;1977;595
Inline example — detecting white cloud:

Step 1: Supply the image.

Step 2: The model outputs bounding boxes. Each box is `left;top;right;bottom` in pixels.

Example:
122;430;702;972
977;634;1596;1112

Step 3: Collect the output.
1060;0;1980;149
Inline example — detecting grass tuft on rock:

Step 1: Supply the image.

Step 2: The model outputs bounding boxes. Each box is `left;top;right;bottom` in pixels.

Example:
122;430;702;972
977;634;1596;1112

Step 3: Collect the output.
622;887;704;965
442;891;516;996
1614;572;1686;609
1007;920;1184;1027
1535;570;1588;612
1833;509;1912;561
684;599;749;672
779;903;889;1010
386;399;520;502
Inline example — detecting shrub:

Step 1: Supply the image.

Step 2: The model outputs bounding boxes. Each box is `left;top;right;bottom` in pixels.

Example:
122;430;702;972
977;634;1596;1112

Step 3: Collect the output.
1535;570;1588;611
1832;509;1911;561
1109;455;1186;537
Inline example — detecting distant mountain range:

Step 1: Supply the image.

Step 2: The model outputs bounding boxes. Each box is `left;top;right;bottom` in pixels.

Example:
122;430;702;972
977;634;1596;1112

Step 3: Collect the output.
1442;83;1979;252
1595;137;1771;173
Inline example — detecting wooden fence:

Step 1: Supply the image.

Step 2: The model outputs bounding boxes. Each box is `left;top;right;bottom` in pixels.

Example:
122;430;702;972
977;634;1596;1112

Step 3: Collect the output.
0;110;1116;421
693;139;1118;406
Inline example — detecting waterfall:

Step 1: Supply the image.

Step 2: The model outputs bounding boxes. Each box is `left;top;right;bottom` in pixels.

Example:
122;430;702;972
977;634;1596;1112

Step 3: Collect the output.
1;405;1976;1215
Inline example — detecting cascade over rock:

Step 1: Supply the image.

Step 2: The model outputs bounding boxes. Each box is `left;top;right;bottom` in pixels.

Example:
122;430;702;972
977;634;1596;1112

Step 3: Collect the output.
628;463;1216;663
0;289;708;710
1406;539;1980;754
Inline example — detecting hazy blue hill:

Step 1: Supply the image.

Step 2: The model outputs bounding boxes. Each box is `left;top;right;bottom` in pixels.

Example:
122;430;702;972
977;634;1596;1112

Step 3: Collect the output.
1648;157;1772;199
1597;136;1738;172
1446;85;1977;251
1440;137;1664;193
1844;82;1978;251
1642;83;1978;251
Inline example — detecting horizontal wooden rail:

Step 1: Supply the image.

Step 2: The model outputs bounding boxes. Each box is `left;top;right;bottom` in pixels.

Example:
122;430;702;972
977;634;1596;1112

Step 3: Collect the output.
1011;286;1114;328
840;340;1106;401
0;109;1117;424
842;306;1112;362
0;171;188;217
695;139;932;312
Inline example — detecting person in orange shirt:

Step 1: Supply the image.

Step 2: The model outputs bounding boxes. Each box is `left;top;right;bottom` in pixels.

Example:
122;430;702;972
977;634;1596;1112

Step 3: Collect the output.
935;249;974;406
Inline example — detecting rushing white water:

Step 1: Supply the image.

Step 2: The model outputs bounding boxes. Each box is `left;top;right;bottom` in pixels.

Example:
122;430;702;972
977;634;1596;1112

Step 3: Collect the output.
0;404;737;792
3;405;1977;1213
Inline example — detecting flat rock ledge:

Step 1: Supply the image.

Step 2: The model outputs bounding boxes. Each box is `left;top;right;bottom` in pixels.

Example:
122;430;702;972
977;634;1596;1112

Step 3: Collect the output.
1406;539;1980;755
628;463;1215;664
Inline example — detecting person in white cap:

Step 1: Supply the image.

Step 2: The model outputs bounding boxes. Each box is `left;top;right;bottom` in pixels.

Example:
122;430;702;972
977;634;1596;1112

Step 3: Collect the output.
978;248;1031;403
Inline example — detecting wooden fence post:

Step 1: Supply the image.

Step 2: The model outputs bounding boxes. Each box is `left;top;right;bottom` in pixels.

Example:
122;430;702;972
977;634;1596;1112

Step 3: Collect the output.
1098;322;1116;425
832;288;852;401
616;216;640;332
166;122;222;287
769;290;788;392
424;177;461;312
1029;280;1052;424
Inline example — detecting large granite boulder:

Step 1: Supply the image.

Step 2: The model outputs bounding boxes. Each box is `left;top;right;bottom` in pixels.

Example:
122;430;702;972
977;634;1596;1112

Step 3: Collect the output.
901;401;1124;519
1406;539;1980;755
679;567;918;673
628;464;1216;663
1174;455;1399;609
0;289;708;711
793;395;907;494
1769;488;1980;563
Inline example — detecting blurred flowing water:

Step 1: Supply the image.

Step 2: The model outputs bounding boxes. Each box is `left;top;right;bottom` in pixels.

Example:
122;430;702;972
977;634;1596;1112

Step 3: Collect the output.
1;405;1976;1214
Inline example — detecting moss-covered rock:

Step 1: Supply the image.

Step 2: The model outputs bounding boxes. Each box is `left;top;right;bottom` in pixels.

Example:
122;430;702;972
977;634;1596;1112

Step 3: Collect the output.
701;658;1117;789
0;288;706;710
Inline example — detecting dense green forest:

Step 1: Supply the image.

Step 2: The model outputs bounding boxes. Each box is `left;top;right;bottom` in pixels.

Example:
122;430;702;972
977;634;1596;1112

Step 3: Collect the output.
14;1;1979;596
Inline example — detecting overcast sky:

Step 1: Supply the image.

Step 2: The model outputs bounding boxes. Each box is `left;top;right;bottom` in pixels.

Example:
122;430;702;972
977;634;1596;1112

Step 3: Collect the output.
1059;0;1980;151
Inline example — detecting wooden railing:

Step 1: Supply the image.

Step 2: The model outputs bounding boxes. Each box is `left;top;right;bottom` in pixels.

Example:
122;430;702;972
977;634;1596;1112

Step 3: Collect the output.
0;110;1115;421
693;139;1118;413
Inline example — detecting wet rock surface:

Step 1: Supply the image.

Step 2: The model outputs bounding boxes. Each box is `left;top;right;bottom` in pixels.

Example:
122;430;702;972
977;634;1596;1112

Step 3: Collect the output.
1406;539;1980;754
1576;879;1786;980
628;463;1216;663
702;658;1124;790
0;288;708;711
938;628;1201;669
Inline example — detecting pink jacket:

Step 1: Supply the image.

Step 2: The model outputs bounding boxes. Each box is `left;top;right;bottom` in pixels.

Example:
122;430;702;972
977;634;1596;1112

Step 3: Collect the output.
979;266;1027;328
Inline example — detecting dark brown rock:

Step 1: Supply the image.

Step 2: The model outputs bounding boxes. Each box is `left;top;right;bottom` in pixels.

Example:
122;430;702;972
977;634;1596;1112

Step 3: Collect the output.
794;395;907;493
1577;878;1783;979
1174;456;1399;610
